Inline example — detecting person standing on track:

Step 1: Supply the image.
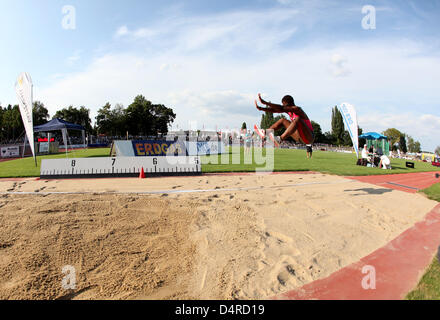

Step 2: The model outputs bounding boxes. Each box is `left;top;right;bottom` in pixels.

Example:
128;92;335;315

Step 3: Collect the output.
306;144;313;159
244;130;253;154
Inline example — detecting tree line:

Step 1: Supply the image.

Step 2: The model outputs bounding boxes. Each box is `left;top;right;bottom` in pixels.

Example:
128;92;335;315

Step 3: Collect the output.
0;95;176;142
259;106;427;153
0;102;50;142
95;95;176;137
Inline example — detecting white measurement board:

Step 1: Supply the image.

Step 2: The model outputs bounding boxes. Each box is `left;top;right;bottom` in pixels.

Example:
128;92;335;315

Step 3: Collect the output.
40;156;201;179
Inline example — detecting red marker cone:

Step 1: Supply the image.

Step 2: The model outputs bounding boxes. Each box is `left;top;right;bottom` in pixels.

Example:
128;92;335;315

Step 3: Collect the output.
139;167;146;179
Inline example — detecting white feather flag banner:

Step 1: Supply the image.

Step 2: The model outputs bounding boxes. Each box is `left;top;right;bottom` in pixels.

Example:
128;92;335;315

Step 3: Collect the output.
15;72;35;161
338;102;359;158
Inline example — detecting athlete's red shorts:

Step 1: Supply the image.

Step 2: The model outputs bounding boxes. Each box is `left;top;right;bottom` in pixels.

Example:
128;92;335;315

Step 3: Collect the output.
297;119;315;144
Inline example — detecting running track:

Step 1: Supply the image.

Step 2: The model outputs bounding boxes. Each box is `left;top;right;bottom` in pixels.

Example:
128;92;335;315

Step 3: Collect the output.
276;171;440;300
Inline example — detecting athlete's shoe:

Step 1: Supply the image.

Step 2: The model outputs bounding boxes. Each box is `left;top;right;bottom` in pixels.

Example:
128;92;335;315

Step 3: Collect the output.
267;132;280;147
253;124;280;147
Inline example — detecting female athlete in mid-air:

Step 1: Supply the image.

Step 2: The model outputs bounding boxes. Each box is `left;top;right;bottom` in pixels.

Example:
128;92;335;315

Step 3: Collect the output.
255;94;315;145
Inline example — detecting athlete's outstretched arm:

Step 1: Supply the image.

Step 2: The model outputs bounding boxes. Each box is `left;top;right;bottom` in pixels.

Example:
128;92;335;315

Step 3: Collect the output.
258;94;284;112
283;105;306;117
255;100;280;113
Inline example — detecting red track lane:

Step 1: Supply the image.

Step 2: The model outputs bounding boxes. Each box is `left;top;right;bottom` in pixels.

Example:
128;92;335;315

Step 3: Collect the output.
275;204;440;300
346;171;440;193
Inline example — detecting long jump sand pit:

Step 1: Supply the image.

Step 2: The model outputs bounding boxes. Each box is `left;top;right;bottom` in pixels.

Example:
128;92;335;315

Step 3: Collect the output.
0;173;437;299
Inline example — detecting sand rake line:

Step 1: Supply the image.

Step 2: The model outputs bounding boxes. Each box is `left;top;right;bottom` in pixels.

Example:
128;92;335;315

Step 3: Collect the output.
0;180;356;196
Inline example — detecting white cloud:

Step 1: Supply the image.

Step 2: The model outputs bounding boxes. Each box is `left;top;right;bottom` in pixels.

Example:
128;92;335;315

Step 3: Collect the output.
113;8;298;54
66;50;82;65
115;25;129;37
330;53;351;77
132;28;156;39
420;114;440;129
115;25;156;39
160;63;181;72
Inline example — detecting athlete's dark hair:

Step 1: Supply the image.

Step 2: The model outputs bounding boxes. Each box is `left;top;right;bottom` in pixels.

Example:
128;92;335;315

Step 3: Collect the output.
282;95;295;106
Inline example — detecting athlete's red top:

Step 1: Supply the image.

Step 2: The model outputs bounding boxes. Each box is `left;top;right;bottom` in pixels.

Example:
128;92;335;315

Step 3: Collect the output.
287;111;314;132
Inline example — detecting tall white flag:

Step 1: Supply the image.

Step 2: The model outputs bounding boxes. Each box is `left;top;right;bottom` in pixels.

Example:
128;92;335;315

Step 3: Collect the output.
15;72;35;161
338;102;359;158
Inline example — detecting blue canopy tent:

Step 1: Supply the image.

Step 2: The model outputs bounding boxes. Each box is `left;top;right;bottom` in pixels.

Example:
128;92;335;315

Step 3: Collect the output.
34;118;85;132
33;118;86;153
359;132;389;156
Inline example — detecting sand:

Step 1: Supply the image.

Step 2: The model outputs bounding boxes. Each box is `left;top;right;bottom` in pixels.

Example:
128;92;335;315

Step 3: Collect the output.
0;173;437;300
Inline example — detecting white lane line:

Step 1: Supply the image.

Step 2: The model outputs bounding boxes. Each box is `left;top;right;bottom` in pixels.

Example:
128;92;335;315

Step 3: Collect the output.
1;180;355;196
384;182;420;191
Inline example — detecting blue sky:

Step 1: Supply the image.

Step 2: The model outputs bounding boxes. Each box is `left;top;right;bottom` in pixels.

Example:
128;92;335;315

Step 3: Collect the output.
1;0;439;151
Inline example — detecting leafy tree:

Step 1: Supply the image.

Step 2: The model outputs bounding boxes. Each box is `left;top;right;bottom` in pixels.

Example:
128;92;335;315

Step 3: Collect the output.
149;103;176;135
0;101;49;141
407;135;422;153
33;101;49;126
340;127;366;149
112;103;126;136
125;95;175;136
0;105;4;140
342;131;352;146
260;112;286;137
399;135;407;153
125;96;151;136
435;146;440;156
382;128;403;149
95;102;114;135
96;97;175;137
413;141;421;153
311;120;325;143
260;112;274;130
95;102;127;136
358;127;366;149
331;106;344;145
2;105;24;141
241;122;247;131
323;131;336;145
54;106;93;133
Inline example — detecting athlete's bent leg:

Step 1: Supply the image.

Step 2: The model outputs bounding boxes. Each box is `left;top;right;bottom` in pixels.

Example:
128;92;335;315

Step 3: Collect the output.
270;118;291;132
281;117;300;140
282;119;314;144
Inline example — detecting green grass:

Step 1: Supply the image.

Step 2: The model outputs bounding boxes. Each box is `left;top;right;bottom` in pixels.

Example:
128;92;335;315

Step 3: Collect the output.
1;146;439;178
405;183;440;300
201;147;440;176
419;182;440;202
406;259;440;300
0;148;111;178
